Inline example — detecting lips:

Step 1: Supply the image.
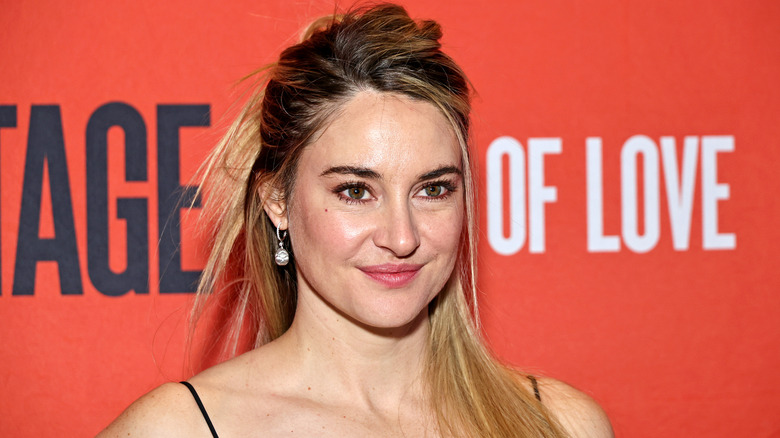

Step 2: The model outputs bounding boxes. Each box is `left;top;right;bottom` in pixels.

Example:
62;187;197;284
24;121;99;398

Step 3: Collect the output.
358;263;423;288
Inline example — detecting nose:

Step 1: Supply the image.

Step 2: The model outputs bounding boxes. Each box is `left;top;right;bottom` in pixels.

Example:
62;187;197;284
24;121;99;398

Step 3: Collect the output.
373;199;420;257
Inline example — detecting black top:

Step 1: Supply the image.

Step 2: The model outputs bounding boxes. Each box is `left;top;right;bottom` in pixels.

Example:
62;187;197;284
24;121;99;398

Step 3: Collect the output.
180;381;219;438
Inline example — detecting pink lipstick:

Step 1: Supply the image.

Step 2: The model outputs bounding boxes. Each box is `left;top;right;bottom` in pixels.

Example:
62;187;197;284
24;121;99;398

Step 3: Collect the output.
358;263;422;288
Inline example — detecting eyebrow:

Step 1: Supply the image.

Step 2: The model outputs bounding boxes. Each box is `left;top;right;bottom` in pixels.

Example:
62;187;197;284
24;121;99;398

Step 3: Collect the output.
320;166;381;179
319;165;462;182
417;165;462;182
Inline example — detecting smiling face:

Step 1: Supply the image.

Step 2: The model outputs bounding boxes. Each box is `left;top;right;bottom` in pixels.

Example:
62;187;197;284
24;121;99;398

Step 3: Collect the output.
273;91;464;330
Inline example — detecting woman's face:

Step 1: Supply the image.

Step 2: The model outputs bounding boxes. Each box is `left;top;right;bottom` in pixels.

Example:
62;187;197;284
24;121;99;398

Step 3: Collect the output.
283;91;464;330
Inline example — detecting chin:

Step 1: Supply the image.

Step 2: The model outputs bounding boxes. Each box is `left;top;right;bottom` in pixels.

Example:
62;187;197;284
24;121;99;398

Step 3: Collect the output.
346;291;435;333
352;311;429;335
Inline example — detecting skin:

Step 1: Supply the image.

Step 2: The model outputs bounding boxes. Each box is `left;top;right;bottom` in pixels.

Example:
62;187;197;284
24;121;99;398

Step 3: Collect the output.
98;91;613;437
278;91;464;335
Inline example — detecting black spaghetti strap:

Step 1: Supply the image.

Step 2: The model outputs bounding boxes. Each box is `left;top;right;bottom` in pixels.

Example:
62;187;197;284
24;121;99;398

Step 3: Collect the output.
180;381;219;438
527;375;542;402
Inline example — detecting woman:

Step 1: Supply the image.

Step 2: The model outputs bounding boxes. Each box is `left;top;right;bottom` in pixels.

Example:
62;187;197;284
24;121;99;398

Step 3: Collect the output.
100;4;612;437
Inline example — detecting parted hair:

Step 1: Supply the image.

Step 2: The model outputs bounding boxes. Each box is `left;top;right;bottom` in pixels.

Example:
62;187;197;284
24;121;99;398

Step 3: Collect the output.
193;3;567;437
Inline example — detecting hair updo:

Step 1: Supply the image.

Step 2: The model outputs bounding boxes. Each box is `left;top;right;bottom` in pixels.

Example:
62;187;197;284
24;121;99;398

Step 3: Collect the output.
253;4;470;201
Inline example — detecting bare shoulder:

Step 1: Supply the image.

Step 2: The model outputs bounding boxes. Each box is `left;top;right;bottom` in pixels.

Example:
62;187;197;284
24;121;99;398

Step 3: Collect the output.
96;382;205;438
536;377;614;438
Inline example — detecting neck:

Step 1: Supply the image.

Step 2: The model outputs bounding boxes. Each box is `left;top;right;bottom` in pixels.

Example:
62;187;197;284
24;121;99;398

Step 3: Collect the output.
273;288;431;411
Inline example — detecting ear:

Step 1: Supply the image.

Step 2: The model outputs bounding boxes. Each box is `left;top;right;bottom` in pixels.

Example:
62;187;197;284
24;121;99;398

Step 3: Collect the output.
260;182;288;230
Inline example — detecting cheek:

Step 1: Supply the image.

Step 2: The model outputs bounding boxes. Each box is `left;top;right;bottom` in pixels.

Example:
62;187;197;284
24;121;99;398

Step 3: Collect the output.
420;207;464;255
289;196;371;263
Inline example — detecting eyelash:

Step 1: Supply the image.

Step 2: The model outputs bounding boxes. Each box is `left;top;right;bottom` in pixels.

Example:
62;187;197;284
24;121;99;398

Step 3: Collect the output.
419;179;458;201
333;181;371;205
332;179;458;205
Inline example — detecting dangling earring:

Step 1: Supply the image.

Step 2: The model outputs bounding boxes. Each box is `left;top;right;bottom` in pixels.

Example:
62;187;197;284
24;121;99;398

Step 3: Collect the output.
275;223;290;266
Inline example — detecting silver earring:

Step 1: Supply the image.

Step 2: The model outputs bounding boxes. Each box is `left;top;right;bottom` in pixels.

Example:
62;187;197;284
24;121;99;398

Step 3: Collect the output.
275;224;290;266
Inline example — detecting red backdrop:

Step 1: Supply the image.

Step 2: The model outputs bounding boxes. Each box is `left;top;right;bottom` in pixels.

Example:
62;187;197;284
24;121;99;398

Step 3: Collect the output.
2;1;778;436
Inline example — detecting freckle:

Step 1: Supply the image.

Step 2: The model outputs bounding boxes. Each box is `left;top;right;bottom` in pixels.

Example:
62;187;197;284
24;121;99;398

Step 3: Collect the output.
332;337;335;341
308;386;311;390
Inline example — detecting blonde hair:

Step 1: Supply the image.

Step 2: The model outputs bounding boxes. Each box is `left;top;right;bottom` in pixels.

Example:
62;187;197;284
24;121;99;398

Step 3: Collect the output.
192;4;567;436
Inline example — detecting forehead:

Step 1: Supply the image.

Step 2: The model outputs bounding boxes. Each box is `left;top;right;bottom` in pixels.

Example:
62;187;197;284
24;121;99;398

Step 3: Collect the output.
300;91;461;175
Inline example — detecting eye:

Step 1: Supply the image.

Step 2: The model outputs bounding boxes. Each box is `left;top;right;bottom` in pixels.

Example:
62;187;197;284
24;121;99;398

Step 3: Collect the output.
333;182;373;204
424;185;443;197
417;180;456;200
346;186;368;200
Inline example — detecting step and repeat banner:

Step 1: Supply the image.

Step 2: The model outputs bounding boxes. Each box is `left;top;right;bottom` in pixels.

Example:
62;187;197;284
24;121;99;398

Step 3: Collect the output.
2;1;778;436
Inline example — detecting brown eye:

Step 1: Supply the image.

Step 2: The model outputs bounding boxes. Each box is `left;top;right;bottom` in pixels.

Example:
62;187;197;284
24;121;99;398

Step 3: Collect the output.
347;187;366;199
425;185;443;197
